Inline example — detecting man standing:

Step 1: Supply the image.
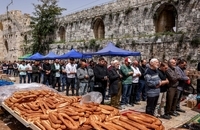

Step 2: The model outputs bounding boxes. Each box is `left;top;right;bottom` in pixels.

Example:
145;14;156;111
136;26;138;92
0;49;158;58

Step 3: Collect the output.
77;61;89;95
120;57;133;109
166;59;181;117
18;61;27;84
66;58;77;96
32;61;40;83
52;59;61;91
130;60;141;106
108;60;122;109
42;60;52;86
176;59;189;113
156;62;170;119
88;60;95;92
94;57;108;104
144;58;161;116
138;59;147;101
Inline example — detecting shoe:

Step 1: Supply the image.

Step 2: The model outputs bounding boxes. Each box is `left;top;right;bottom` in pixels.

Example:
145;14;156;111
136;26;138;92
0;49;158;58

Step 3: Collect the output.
174;111;180;115
160;114;171;120
117;106;123;110
126;104;132;107
121;105;126;109
134;102;141;105
176;108;185;113
169;111;179;117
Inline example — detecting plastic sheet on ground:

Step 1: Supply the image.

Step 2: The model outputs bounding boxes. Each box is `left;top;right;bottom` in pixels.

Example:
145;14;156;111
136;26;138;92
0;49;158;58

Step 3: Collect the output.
0;83;56;106
80;92;102;104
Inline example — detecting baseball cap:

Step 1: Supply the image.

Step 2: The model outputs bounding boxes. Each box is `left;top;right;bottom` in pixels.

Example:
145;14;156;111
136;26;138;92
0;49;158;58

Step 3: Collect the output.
124;57;131;63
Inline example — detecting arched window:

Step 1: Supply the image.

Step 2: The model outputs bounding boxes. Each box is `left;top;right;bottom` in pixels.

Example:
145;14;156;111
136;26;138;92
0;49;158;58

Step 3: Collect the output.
4;40;8;52
154;4;177;33
93;18;105;39
0;22;3;31
58;26;66;41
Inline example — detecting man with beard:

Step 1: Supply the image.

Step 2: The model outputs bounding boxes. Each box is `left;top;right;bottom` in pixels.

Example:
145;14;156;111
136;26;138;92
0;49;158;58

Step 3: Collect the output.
32;61;41;83
94;57;108;104
108;60;122;109
138;59;147;101
144;58;161;116
52;59;61;91
66;58;77;96
176;59;189;113
42;60;52;86
77;61;89;95
165;59;181;117
120;57;133;109
156;62;170;119
130;60;141;106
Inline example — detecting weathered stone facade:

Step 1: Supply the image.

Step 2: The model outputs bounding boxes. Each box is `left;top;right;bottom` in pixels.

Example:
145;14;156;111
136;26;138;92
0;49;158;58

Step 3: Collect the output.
0;0;200;68
53;0;200;67
0;10;31;61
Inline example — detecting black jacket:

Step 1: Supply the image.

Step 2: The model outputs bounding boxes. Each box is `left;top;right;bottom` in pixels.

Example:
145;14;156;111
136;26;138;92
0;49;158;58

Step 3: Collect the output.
158;69;168;92
108;67;122;95
43;63;52;76
138;65;147;80
94;64;108;87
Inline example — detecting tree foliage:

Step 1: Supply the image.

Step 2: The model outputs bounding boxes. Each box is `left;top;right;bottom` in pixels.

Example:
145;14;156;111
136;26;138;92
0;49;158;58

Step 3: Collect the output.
31;0;66;54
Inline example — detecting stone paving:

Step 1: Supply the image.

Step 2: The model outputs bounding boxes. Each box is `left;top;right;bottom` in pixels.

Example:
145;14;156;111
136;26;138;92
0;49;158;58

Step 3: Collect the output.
122;101;199;130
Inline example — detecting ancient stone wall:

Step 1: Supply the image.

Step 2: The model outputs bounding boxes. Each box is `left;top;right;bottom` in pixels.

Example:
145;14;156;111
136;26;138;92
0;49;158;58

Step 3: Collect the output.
0;10;31;61
52;0;200;68
0;0;200;67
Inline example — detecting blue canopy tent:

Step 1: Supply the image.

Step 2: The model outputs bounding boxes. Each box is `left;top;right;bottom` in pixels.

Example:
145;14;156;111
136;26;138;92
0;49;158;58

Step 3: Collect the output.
40;52;59;60
25;52;44;60
57;49;92;59
85;42;141;56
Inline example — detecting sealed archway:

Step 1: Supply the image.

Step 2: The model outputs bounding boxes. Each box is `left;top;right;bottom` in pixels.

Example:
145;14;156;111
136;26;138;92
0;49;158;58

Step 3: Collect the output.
154;4;177;33
58;26;66;41
0;22;3;31
4;40;8;52
93;18;105;39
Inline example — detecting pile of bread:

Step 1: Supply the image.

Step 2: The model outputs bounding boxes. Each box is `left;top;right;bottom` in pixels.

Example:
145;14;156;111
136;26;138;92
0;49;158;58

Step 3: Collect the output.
4;90;164;130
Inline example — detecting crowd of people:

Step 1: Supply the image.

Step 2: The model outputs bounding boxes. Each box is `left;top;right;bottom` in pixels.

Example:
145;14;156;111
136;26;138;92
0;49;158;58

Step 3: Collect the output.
0;57;190;120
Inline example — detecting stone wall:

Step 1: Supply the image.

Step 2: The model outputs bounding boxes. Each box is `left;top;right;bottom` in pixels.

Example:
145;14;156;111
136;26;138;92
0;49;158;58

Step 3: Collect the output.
0;10;31;61
0;0;200;67
52;0;200;68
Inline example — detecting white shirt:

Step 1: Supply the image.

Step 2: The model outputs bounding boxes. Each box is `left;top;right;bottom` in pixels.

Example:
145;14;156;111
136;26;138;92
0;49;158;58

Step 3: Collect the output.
65;63;77;78
18;64;27;75
131;66;141;83
54;63;60;77
26;63;32;73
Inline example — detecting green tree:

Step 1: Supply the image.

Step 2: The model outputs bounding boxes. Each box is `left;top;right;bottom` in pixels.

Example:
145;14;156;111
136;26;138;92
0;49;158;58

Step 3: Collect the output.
31;0;66;54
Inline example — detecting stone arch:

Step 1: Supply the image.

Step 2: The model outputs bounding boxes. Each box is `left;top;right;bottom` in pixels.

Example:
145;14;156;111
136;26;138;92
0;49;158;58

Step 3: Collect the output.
4;40;8;52
8;25;12;32
0;22;3;31
93;18;105;39
58;26;66;41
24;35;28;44
154;3;177;33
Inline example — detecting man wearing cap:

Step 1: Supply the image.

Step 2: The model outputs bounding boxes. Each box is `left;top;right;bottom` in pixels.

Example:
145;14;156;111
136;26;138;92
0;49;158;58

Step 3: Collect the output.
120;57;134;109
94;57;108;104
108;60;122;109
66;58;77;96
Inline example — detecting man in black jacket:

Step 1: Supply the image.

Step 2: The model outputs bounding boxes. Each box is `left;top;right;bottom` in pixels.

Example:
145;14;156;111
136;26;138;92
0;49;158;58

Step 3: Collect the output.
42;60;52;86
94;57;108;104
32;61;40;83
138;59;147;101
108;60;122;108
